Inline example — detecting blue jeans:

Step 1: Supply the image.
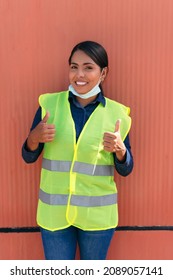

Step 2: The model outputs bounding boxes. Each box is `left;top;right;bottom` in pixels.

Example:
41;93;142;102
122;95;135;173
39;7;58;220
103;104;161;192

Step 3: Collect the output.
40;226;115;260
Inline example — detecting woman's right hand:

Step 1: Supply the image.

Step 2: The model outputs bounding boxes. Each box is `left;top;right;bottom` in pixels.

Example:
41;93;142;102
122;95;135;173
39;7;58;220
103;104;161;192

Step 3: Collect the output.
26;111;56;151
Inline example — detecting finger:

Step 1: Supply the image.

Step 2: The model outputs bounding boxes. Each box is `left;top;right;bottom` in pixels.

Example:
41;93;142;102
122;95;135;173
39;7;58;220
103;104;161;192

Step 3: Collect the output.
43;129;56;138
43;138;54;143
46;124;55;130
103;145;114;152
42;111;50;123
41;133;55;142
47;134;55;140
114;119;121;133
103;132;116;139
103;137;117;148
47;130;56;136
103;139;115;148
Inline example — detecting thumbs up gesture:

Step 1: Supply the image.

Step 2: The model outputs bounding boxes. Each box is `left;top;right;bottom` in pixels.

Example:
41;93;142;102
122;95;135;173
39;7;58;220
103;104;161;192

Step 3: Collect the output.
27;111;56;151
103;119;126;161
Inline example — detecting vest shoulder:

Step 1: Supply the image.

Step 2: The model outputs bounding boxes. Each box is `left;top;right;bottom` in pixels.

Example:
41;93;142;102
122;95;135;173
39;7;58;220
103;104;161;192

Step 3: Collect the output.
39;91;68;105
39;91;68;100
105;97;131;115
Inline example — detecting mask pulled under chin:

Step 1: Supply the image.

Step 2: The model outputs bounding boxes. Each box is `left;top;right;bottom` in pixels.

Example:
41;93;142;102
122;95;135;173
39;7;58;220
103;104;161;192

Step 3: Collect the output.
68;83;101;99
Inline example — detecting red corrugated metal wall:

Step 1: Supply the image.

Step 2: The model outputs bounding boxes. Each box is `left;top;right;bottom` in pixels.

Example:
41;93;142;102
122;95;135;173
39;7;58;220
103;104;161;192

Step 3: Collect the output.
1;0;173;259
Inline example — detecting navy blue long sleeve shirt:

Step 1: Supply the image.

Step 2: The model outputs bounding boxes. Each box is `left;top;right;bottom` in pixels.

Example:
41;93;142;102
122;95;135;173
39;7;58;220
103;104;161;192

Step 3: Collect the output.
22;92;133;176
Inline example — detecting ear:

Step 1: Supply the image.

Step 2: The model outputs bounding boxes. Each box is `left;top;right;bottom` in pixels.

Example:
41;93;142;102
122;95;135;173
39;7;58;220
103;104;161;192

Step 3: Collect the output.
101;67;108;81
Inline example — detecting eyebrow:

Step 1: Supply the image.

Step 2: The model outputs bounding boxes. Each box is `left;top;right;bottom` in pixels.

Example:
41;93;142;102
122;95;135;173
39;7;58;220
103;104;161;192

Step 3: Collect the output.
70;62;95;65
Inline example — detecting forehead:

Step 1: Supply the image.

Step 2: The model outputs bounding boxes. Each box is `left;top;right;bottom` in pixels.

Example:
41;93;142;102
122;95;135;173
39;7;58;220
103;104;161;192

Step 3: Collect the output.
70;50;96;65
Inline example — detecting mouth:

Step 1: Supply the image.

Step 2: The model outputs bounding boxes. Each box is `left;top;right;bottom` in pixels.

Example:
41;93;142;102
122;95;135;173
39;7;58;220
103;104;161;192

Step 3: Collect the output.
75;81;88;86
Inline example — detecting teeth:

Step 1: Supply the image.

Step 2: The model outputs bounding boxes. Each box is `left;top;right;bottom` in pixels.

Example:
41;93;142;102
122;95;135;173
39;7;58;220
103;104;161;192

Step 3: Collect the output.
76;81;87;85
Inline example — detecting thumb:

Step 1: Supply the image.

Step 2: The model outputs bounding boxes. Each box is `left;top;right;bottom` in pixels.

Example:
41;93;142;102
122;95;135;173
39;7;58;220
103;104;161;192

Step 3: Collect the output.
114;119;121;133
42;111;50;123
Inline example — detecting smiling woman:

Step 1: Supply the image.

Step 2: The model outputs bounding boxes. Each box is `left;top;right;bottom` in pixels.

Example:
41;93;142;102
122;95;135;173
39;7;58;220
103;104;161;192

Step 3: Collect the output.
22;40;133;260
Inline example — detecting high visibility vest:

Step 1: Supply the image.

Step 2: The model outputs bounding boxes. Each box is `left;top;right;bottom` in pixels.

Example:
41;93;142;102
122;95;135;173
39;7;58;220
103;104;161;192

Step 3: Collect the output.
37;91;131;231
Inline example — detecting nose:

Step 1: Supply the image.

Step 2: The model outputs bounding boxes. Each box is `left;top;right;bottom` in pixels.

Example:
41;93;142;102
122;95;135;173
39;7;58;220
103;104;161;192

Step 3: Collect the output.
76;68;85;78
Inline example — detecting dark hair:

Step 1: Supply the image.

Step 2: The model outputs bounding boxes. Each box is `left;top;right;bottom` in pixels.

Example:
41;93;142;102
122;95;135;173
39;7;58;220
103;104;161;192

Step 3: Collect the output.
68;41;108;69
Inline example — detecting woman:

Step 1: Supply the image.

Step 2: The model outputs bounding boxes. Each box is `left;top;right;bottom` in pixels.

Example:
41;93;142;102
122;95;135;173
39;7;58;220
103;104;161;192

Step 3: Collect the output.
22;41;133;260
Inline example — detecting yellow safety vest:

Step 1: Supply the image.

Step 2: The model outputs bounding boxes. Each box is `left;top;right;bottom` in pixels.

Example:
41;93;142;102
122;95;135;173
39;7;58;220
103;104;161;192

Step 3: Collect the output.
37;91;131;231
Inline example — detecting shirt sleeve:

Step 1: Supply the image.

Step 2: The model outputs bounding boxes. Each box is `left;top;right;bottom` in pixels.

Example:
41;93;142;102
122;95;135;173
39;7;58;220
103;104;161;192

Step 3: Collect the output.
22;107;44;163
113;134;134;176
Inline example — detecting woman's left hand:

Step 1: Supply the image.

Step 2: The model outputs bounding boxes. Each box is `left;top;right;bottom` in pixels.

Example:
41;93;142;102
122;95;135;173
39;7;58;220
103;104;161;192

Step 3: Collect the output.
103;119;126;162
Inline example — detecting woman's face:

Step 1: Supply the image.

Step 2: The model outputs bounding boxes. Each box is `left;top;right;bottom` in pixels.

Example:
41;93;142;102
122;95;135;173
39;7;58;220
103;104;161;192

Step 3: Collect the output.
69;50;104;94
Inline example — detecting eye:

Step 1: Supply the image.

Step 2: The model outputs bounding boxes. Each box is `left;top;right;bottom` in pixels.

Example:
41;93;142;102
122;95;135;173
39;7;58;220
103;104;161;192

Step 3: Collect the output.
70;65;78;69
85;66;93;70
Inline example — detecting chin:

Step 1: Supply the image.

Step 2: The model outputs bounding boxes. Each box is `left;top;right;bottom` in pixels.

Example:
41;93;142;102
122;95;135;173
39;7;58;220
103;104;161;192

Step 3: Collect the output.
74;88;88;94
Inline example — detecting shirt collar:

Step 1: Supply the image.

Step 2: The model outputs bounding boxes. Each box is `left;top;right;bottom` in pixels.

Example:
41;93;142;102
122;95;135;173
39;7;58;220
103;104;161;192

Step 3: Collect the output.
68;91;106;107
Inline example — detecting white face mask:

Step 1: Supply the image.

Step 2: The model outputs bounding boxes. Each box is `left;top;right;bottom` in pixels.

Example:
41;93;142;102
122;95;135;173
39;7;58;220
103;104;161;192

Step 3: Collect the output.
68;82;101;99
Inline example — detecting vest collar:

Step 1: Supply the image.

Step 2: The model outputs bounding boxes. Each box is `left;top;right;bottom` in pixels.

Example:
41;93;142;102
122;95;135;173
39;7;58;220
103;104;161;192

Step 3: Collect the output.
68;91;106;107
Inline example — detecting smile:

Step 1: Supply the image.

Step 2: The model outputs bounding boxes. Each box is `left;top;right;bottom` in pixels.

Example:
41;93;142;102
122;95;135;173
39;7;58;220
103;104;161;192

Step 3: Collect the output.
75;81;87;86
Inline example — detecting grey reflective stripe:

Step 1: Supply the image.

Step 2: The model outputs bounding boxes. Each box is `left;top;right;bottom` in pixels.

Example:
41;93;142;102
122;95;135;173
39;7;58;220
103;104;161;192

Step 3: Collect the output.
70;193;117;207
42;158;71;172
39;189;68;205
73;162;114;176
42;158;114;176
39;189;117;207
